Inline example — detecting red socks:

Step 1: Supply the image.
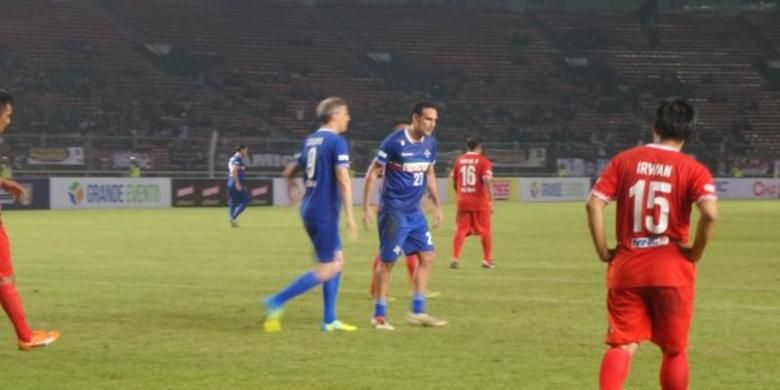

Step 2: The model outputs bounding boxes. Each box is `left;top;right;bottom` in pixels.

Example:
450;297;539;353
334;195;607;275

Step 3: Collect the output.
0;283;32;342
405;254;418;283
452;231;467;261
369;254;419;297
481;232;493;263
660;352;689;390
599;347;632;390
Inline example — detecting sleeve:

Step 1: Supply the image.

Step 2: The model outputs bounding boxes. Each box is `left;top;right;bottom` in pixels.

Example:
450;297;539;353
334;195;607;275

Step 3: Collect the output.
591;157;620;202
375;134;395;166
334;136;350;169
689;164;717;203
481;157;494;180
430;139;438;165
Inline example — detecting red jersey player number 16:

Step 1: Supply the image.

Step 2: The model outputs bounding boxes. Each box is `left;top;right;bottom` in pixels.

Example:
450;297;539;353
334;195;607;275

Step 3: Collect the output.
450;136;495;269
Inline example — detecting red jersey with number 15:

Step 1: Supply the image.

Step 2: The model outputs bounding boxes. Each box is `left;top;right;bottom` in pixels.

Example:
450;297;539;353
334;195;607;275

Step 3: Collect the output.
591;144;717;289
452;152;493;211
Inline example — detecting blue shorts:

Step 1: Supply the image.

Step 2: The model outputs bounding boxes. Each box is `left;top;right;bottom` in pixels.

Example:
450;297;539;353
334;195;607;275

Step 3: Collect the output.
303;217;341;263
228;185;249;205
378;209;434;262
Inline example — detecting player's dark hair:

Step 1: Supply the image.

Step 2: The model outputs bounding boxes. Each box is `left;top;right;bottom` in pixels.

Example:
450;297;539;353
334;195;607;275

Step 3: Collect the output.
0;89;13;110
235;144;247;152
654;98;697;142
316;97;348;124
467;136;482;151
410;102;439;118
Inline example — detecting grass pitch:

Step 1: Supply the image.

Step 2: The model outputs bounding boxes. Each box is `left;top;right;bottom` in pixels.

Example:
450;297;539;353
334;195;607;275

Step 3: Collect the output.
1;201;778;389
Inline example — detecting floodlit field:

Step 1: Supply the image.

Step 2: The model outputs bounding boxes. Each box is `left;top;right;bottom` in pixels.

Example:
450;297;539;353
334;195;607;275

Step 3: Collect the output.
1;201;778;389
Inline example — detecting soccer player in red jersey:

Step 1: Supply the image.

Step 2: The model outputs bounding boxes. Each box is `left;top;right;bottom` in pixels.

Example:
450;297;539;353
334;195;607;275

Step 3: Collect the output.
0;90;60;350
586;98;718;390
450;136;495;269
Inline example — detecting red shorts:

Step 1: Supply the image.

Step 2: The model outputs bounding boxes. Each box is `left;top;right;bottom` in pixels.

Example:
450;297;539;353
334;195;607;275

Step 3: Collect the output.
456;210;491;236
606;286;694;354
0;227;13;278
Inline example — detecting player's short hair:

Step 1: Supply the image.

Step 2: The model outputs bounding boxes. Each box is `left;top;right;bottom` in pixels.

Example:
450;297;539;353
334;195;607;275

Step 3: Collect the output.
467;136;482;151
410;102;439;118
316;97;348;124
654;98;697;141
0;89;13;110
235;144;247;152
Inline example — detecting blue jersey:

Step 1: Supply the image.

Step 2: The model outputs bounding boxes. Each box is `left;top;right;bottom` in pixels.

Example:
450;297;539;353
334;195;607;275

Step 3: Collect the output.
228;153;246;187
375;129;437;213
296;128;350;220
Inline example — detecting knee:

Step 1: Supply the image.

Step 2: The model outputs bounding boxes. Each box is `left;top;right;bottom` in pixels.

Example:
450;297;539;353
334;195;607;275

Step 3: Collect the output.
613;343;639;355
662;347;686;357
0;275;13;285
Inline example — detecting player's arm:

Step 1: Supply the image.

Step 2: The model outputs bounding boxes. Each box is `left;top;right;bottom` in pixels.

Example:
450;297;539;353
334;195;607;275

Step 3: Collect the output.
484;176;495;213
282;159;302;202
336;166;357;240
585;196;616;262
362;160;383;229
0;178;25;202
231;162;243;191
425;163;443;228
680;199;718;262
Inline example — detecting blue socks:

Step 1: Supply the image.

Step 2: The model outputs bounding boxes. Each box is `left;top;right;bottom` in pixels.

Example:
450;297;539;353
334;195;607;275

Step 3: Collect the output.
412;293;426;314
322;272;341;324
269;271;320;307
374;299;387;318
374;295;425;317
230;201;248;220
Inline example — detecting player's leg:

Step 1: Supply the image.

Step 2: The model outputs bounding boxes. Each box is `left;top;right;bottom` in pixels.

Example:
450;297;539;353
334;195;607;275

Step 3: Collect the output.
477;211;494;268
232;189;249;221
262;219;340;332
600;288;651;389
405;253;418;285
227;185;238;225
450;209;470;269
368;254;381;298
405;212;447;326
372;210;404;329
649;287;695;390
600;343;638;390
0;229;59;350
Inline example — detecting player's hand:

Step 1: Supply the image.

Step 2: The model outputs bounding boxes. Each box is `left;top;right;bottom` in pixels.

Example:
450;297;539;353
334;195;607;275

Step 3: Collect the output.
1;180;26;202
431;207;443;228
677;242;700;263
346;217;358;242
236;183;243;192
598;248;616;263
287;181;302;205
490;202;495;214
362;206;374;231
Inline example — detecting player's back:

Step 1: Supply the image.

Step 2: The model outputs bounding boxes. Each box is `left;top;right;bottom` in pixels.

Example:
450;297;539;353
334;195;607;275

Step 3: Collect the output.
453;152;492;211
228;153;245;185
298;129;350;219
592;144;717;288
378;129;437;213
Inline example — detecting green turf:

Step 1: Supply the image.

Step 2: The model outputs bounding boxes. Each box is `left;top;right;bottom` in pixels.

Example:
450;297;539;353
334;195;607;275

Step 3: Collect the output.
0;201;778;389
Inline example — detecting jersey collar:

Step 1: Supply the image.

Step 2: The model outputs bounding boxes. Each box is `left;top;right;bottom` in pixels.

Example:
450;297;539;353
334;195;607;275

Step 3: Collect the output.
404;128;425;144
466;152;480;155
646;143;681;152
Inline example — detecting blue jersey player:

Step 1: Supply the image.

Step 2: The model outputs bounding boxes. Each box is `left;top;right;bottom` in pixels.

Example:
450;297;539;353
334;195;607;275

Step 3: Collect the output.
228;145;250;227
262;97;358;333
363;102;447;330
